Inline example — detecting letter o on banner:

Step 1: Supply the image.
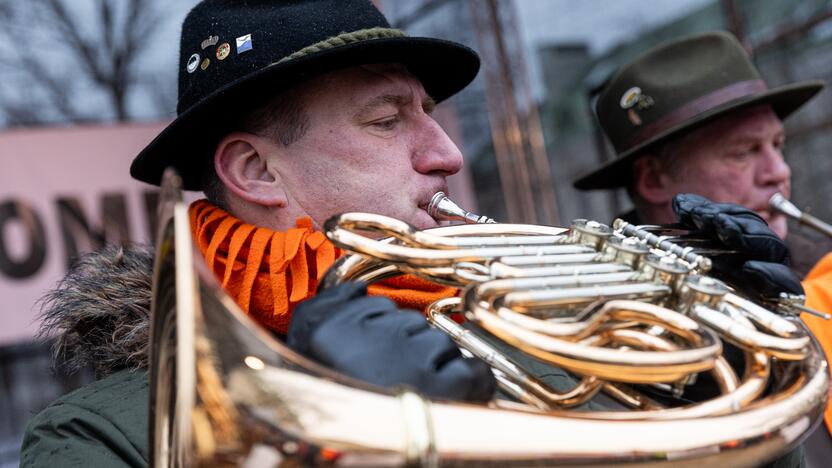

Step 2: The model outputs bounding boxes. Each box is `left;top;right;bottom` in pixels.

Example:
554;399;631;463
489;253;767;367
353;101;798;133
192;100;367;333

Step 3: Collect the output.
0;200;47;279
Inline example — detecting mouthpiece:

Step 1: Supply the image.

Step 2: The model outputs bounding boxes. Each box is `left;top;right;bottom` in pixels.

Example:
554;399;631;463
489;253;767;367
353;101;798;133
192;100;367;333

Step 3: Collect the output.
770;192;832;238
769;193;801;219
427;192;497;224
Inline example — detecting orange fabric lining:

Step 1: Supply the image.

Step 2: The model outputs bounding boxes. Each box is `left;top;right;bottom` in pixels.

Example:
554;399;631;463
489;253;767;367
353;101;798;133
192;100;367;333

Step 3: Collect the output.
189;200;458;334
801;253;832;434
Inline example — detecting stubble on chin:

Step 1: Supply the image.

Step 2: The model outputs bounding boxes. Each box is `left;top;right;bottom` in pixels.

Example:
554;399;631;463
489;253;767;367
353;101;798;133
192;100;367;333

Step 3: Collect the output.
411;208;438;230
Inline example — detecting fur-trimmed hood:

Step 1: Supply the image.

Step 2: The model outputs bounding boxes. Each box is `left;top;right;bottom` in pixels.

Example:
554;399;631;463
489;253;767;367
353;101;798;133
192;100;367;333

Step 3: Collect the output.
38;245;154;377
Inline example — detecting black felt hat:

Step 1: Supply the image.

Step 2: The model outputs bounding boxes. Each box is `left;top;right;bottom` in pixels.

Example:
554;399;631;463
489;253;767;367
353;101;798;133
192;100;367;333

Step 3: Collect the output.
574;31;824;191
130;0;480;190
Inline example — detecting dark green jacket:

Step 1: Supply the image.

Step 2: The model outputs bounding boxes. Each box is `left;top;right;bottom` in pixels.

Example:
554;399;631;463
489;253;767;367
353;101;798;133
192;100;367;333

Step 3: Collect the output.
20;369;149;468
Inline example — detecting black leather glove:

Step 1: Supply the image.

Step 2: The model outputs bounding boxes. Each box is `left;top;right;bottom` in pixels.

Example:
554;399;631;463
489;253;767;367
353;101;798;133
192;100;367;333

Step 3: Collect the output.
287;282;496;402
672;193;804;298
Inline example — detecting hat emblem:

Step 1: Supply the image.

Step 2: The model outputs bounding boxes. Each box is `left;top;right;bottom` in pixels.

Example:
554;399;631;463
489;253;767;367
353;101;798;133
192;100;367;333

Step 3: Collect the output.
186;53;200;73
201;35;219;50
216;42;230;60
620;86;654;126
236;34;253;54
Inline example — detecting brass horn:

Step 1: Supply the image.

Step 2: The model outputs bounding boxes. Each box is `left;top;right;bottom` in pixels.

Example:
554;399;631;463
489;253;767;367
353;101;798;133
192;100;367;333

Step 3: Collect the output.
150;175;828;467
770;192;832;238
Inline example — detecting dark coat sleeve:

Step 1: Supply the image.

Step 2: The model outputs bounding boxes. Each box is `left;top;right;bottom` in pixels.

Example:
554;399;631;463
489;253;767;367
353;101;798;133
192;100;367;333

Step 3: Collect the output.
20;402;146;468
20;369;149;468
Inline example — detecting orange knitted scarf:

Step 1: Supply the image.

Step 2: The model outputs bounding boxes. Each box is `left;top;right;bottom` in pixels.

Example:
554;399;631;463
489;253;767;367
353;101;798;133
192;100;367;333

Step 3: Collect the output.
189;200;457;334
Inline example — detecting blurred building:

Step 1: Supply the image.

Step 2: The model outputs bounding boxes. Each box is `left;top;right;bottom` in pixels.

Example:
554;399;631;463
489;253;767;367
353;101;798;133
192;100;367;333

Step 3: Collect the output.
535;0;832;270
382;0;832;268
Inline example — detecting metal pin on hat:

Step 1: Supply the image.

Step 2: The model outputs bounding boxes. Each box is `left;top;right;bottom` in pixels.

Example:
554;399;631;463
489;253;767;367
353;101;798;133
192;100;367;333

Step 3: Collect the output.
201;35;219;50
186;53;200;73
236;33;253;54
216;43;231;60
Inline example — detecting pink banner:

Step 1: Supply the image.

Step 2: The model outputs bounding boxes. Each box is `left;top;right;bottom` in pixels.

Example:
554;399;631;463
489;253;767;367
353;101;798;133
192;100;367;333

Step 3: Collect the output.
0;123;170;344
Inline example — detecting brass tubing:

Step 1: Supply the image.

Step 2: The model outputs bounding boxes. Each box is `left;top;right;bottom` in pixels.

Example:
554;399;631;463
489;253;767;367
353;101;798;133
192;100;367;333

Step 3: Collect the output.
427;298;752;420
476;273;642;301
327;227;596;267
427;298;602;409
581;351;769;421
467;289;719;382
488;261;630;279
486;299;714;344
713;355;741;393
327;212;568;249
497;253;603;266
601;383;665;410
497;283;672;309
691;305;810;360
601;328;739;395
722;293;802;338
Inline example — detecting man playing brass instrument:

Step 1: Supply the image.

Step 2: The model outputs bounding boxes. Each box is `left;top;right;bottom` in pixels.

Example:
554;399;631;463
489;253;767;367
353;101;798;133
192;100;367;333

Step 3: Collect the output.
575;31;830;461
20;4;811;467
21;1;495;466
575;32;826;271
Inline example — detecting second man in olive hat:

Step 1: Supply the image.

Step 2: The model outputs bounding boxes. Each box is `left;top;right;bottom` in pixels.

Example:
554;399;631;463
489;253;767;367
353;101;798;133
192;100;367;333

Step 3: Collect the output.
575;31;823;249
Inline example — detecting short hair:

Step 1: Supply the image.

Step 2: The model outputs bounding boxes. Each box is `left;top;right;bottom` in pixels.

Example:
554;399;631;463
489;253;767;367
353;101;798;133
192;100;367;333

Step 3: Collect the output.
200;89;310;209
627;129;697;208
650;130;696;181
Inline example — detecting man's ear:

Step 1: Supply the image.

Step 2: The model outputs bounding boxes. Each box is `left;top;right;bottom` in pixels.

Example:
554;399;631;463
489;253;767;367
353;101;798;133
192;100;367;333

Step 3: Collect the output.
214;132;287;207
632;155;674;205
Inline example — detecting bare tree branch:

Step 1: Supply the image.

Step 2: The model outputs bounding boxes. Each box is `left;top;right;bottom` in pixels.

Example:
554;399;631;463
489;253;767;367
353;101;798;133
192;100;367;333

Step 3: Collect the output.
0;0;177;127
99;0;115;56
47;0;109;86
0;3;79;122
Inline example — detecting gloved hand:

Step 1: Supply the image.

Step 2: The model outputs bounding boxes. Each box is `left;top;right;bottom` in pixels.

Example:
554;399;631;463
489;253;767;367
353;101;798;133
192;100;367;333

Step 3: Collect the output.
672;193;804;298
287;282;496;402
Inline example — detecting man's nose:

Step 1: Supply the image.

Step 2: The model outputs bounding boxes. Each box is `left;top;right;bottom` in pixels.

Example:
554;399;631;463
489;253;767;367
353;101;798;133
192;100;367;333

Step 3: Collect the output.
758;145;791;188
411;117;464;176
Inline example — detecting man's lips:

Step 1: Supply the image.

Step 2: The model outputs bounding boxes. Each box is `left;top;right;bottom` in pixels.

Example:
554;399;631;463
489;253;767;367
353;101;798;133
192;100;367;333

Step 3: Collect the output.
417;186;449;211
755;208;787;226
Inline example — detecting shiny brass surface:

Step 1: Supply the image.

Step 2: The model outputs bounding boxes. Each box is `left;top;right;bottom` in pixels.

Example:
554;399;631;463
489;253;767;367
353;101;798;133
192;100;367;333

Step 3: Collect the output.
149;181;828;467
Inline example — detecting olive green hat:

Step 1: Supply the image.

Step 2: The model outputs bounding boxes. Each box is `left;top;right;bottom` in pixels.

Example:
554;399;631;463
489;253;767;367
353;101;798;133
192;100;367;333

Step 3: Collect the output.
574;31;824;191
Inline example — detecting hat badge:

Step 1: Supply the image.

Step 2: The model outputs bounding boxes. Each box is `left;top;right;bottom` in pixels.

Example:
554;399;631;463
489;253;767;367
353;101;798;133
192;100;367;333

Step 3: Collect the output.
186;53;200;73
201;35;219;50
216;42;231;60
620;86;654;126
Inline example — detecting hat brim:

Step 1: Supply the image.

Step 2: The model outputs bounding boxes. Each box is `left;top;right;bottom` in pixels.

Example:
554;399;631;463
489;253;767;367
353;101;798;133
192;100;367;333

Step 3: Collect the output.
131;36;479;190
573;80;825;190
